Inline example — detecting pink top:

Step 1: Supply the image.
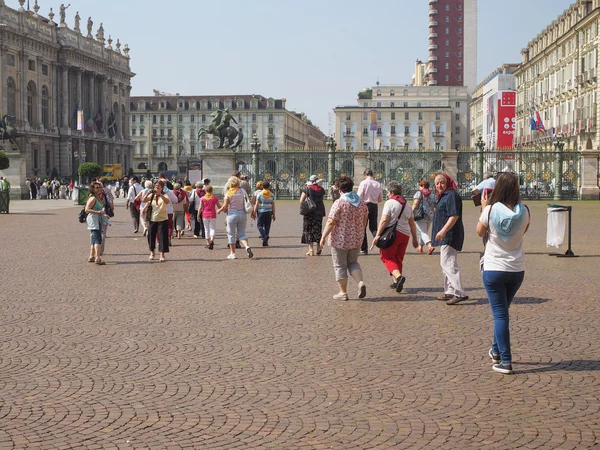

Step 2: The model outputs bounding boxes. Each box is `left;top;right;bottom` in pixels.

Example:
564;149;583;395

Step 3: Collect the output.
327;197;368;250
201;196;219;219
357;176;383;204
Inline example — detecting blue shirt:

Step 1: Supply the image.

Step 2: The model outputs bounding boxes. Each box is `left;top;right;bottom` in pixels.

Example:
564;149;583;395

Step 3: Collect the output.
257;191;275;213
431;189;464;251
476;178;496;192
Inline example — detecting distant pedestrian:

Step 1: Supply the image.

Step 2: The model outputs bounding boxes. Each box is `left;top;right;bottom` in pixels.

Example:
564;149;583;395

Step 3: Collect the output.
320;176;368;300
357;169;383;255
199;185;221;249
254;180;276;247
189;181;206;238
431;174;468;305
137;180;153;236
329;178;341;202
126;176;142;233
300;175;326;256
412;178;436;254
142;180;171;262
477;172;530;375
171;183;189;240
84;181;110;265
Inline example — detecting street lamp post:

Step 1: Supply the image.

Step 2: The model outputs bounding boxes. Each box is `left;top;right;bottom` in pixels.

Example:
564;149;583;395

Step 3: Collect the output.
326;135;337;186
251;133;261;185
553;133;565;201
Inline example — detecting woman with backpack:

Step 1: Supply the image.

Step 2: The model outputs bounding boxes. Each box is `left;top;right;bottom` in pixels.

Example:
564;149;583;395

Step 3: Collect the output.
85;181;111;265
412;179;437;255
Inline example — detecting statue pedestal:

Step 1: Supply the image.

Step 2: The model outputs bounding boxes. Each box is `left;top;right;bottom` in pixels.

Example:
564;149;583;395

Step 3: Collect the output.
198;150;236;190
0;150;28;200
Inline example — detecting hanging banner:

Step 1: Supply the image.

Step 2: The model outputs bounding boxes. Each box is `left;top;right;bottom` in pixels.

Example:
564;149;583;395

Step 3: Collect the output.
77;110;84;131
370;110;378;131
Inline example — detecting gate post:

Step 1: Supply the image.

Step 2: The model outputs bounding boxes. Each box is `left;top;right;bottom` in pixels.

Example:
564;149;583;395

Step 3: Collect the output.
326;135;336;185
580;149;600;200
475;136;485;183
442;150;459;181
251;133;261;185
553;135;565;201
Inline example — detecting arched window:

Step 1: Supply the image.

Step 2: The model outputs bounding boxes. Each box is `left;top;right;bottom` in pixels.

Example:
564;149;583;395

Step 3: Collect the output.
137;162;147;170
158;162;168;172
376;89;382;96
390;90;395;96
121;104;126;137
41;85;49;127
113;102;119;136
403;90;408;96
27;81;37;124
7;77;16;117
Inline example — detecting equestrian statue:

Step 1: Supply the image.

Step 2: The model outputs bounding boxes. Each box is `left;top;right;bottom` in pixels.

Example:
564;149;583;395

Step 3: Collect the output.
197;109;243;149
0;115;20;148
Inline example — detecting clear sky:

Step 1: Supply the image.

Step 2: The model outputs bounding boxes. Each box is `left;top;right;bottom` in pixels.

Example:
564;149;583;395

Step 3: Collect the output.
23;0;576;133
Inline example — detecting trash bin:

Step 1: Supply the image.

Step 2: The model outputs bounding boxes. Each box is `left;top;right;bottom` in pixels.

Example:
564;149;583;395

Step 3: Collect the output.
77;187;89;205
0;191;9;213
547;204;577;257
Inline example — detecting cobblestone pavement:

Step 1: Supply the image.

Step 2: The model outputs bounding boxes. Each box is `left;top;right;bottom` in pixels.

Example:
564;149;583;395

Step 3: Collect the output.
1;197;599;449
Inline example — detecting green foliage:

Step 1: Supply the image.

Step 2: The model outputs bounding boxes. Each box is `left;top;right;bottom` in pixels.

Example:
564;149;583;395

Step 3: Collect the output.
0;151;9;171
358;89;373;100
78;162;102;179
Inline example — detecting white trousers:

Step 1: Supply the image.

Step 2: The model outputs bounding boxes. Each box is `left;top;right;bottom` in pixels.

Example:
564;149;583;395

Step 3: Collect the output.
203;218;216;239
440;244;466;297
415;218;432;246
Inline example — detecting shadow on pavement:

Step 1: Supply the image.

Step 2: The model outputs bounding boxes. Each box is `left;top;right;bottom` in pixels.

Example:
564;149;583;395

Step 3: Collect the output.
517;360;600;373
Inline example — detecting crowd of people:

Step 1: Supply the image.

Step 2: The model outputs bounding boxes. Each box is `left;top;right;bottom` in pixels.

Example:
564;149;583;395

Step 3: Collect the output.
83;168;530;375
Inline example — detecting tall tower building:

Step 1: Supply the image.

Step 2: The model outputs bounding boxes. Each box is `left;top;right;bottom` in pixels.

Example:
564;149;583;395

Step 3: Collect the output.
427;0;477;91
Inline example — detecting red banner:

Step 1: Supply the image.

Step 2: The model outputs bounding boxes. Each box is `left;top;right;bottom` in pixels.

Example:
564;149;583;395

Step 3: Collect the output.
497;91;516;149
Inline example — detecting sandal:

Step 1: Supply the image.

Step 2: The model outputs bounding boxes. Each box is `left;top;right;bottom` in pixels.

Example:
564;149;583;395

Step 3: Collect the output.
88;257;95;263
306;250;314;256
95;259;106;265
316;245;323;255
149;253;155;260
427;247;436;255
159;257;165;262
416;246;423;253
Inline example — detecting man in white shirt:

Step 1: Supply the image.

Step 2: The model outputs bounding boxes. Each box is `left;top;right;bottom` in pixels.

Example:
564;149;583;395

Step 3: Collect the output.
357;169;383;255
126;176;143;233
472;172;496;197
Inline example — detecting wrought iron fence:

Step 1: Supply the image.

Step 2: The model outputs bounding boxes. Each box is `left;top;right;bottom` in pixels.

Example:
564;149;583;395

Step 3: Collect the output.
234;150;354;199
366;151;443;198
457;150;582;200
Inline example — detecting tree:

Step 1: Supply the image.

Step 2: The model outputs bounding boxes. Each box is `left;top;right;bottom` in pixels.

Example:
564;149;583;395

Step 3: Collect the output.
358;89;373;100
0;151;9;171
78;162;102;184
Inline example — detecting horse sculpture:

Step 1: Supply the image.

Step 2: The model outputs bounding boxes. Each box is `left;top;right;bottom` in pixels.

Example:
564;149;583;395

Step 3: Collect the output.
197;109;244;149
0;115;20;148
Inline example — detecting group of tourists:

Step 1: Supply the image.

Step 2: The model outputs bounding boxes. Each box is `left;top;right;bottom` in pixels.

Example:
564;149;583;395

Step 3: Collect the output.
82;167;530;375
307;169;530;375
25;177;74;200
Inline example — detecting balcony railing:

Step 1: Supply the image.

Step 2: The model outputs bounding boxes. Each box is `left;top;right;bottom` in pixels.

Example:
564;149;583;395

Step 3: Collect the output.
343;133;355;138
428;55;438;61
429;9;438;15
428;20;438;27
428;44;438;50
432;132;445;138
427;67;438;73
429;32;438;38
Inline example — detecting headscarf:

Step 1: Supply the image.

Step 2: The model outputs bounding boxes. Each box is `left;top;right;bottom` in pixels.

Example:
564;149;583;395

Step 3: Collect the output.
226;186;240;198
389;194;407;206
342;191;361;207
420;187;432;198
490;202;528;242
436;174;458;200
308;184;321;192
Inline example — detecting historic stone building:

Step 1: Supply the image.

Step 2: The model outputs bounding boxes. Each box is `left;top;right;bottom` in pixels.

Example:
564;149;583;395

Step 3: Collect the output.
129;94;326;176
334;84;470;151
0;2;133;197
514;0;600;149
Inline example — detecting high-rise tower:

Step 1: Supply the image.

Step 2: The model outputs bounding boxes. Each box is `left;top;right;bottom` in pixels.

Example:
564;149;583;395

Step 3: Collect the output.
427;0;477;91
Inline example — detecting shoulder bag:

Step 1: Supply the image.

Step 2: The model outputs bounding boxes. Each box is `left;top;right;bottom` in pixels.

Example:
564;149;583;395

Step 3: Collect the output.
78;208;88;223
243;191;253;214
299;189;316;216
413;191;425;221
142;193;155;222
375;201;407;249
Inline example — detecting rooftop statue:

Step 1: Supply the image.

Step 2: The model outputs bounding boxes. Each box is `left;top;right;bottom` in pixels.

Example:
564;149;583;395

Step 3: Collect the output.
198;109;243;149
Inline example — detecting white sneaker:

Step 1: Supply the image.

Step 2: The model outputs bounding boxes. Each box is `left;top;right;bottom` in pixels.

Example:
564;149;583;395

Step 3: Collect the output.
227;253;237;260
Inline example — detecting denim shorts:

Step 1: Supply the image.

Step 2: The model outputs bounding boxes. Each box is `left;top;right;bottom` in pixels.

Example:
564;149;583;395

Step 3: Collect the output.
90;229;103;245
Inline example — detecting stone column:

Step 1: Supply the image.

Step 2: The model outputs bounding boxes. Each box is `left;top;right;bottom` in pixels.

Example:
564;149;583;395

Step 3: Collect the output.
36;56;42;129
76;69;82;117
99;76;105;133
442;150;459;181
20;50;28;127
61;66;69;128
580;150;600;200
0;43;6;114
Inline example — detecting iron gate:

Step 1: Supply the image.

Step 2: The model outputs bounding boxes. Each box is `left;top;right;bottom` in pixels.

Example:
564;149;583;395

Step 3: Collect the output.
234;150;354;199
457;150;582;199
366;151;443;198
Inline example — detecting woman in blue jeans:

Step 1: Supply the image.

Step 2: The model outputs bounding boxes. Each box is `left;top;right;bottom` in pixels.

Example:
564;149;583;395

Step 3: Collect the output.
217;176;254;260
477;172;530;375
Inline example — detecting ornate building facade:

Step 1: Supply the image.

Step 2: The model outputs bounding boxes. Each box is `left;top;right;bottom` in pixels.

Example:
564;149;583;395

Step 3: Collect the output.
334;84;470;151
514;0;600;149
0;1;133;196
129;94;326;176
